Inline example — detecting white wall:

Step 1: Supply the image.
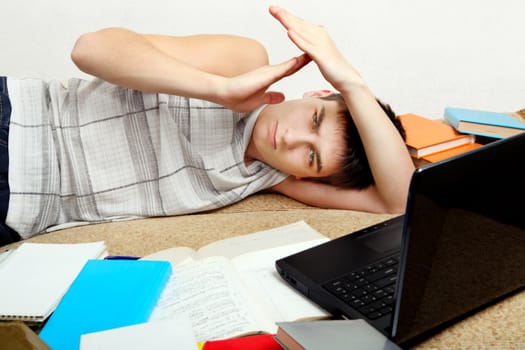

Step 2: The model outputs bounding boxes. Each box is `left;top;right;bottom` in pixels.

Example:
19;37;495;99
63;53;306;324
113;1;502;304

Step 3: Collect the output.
1;0;524;118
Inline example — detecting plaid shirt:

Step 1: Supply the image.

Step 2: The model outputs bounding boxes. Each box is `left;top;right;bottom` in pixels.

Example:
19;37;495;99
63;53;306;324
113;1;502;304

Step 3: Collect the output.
7;78;286;238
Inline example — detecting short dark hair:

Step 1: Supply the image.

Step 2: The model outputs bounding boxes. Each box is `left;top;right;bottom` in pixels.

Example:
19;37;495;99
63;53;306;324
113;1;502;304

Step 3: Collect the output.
316;94;406;189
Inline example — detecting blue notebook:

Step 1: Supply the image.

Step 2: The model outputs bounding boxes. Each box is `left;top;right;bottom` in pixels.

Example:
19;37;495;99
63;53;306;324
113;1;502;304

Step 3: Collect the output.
39;259;172;350
444;107;525;139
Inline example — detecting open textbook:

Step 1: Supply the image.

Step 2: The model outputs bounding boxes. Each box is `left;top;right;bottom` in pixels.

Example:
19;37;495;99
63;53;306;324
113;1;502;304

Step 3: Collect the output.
145;221;332;341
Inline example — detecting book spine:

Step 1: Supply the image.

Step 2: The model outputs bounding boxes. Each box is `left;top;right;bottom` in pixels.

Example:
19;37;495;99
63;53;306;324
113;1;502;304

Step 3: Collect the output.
444;108;461;129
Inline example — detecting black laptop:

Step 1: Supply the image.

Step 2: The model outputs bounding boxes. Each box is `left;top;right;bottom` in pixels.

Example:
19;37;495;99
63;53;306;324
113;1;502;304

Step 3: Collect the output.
276;132;525;347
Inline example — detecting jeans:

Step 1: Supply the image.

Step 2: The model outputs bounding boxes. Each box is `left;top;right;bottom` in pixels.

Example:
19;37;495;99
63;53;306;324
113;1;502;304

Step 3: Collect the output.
0;77;21;246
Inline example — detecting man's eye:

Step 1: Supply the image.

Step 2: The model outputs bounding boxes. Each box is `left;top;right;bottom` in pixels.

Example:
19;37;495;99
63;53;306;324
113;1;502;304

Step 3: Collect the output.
312;113;319;127
308;149;315;164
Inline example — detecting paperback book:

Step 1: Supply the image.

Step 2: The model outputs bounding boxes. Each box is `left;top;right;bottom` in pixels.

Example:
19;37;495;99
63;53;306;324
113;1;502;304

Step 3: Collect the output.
444;107;525;139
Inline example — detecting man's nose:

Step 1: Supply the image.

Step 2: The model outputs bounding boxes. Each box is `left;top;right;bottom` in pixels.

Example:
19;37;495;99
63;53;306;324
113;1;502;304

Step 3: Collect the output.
282;129;312;148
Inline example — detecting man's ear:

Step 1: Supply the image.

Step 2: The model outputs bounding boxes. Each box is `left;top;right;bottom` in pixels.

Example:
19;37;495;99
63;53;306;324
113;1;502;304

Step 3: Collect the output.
302;90;335;98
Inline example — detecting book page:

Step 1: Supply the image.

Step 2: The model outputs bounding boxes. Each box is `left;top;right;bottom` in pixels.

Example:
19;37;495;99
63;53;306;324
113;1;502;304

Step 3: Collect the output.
231;240;331;323
148;256;273;342
196;221;326;259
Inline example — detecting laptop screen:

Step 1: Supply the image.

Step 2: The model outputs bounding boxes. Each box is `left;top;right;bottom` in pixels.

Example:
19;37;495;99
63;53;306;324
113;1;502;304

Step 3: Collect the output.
392;133;525;344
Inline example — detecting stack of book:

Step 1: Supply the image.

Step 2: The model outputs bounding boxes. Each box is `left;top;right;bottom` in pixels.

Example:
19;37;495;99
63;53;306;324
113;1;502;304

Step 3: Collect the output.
400;107;525;168
0;242;173;350
399;113;482;168
400;107;525;167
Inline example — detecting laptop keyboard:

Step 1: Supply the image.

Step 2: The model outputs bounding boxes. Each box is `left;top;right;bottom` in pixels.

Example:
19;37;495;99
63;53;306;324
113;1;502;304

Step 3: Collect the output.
323;254;400;320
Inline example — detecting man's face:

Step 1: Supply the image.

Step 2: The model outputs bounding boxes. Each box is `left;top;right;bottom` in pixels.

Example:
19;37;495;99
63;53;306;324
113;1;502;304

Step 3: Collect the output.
247;97;346;179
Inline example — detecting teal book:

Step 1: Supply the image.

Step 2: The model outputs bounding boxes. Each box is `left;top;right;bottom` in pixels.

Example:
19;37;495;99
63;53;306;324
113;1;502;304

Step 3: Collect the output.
39;259;172;350
444;107;525;139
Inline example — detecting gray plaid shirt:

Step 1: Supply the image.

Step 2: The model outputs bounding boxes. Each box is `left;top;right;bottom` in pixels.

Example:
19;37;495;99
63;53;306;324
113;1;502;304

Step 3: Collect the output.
7;78;286;238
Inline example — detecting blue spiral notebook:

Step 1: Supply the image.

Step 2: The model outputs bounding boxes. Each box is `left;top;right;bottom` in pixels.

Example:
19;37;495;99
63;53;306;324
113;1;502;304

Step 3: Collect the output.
39;259;172;350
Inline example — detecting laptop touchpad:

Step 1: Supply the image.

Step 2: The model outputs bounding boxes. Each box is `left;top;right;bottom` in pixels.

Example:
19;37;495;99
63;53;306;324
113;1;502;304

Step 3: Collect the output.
358;226;402;254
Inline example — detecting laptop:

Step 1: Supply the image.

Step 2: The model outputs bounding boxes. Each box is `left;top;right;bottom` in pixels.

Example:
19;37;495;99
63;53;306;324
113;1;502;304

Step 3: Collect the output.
276;132;525;347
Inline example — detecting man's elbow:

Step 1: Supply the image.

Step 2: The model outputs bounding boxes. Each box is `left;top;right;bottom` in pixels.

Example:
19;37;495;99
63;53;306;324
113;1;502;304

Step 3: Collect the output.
71;32;96;73
385;200;407;215
383;167;414;214
71;29;117;74
387;186;412;214
377;189;409;214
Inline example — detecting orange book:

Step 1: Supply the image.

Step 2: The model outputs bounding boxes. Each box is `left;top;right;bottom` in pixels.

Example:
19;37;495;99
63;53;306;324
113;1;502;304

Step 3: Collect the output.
399;113;475;158
421;142;483;163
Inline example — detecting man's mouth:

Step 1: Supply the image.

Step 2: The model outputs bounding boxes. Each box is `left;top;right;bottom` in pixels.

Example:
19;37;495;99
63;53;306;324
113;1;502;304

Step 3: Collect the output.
270;121;278;149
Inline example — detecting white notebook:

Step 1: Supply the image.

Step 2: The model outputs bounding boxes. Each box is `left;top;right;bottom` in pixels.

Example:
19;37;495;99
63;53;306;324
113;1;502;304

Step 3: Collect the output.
0;241;107;322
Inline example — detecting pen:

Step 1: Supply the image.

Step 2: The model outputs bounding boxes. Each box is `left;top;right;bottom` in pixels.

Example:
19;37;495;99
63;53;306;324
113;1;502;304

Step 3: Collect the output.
104;255;140;260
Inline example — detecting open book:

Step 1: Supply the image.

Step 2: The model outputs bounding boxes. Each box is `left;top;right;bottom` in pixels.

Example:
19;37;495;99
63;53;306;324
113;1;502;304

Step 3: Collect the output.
145;221;331;342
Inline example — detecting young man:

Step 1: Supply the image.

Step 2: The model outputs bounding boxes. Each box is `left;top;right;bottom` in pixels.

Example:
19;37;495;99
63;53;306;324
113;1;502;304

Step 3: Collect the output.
0;7;414;245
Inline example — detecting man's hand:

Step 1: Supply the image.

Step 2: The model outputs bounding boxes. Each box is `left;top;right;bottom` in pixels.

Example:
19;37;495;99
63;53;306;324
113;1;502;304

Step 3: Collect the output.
270;6;415;214
269;6;365;94
215;53;310;112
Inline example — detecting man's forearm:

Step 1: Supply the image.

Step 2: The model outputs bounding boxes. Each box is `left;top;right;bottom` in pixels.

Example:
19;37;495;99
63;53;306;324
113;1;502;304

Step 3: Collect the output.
341;85;415;213
71;28;222;100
